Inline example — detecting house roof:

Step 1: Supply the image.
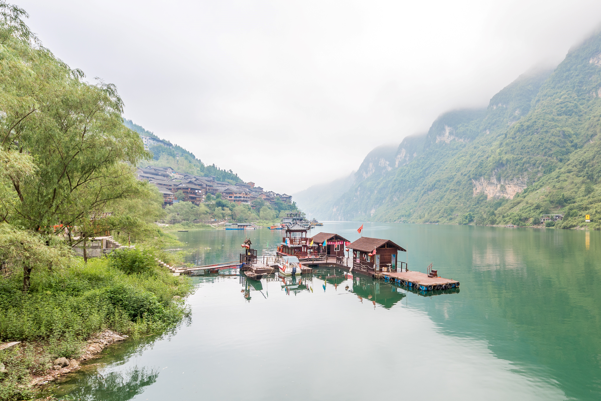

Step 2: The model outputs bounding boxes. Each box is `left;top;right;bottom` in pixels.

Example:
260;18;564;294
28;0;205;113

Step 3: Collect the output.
286;224;307;231
348;237;406;253
310;232;350;244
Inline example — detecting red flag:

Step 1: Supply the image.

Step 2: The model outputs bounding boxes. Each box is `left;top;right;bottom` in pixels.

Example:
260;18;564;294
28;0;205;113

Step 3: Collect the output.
357;224;363;234
371;249;376;256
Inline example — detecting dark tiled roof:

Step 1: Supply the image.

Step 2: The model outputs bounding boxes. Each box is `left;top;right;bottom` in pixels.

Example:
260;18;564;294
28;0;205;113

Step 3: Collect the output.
310;232;350;244
348;237;406;253
286;224;307;231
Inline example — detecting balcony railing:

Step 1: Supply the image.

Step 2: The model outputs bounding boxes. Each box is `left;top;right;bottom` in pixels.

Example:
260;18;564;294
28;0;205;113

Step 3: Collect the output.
282;237;309;246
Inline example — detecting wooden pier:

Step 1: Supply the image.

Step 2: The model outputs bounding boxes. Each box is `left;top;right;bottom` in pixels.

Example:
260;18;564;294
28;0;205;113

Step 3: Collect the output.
382;271;459;291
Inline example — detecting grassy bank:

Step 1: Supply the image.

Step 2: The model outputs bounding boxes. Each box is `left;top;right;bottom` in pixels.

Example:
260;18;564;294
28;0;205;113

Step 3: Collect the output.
0;250;192;400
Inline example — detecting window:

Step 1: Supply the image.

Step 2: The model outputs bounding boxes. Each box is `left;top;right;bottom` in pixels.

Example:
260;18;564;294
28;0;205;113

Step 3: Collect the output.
335;244;340;251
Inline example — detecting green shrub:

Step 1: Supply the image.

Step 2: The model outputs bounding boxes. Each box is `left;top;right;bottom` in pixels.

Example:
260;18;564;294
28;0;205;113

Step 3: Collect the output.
545;221;555;227
108;248;157;275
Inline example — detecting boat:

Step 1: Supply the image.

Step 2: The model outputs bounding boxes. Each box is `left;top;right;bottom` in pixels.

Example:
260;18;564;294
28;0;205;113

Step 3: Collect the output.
226;223;256;231
268;225;284;230
275;255;302;276
310;219;323;227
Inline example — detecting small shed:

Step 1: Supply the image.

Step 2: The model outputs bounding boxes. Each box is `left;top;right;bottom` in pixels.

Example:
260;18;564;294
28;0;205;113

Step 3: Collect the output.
348;237;406;274
309;232;350;258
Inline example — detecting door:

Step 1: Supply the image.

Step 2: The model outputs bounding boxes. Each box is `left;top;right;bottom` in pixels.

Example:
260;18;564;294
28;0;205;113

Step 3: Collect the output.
391;254;396;272
375;254;380;271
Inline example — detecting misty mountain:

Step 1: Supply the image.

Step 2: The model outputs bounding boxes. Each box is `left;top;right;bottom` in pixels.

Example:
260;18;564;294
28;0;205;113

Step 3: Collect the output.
296;29;601;229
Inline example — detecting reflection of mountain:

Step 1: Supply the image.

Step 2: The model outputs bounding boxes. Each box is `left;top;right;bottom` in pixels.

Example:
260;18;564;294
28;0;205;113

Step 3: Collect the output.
55;367;159;401
471;243;523;272
351;276;405;309
412;226;601;401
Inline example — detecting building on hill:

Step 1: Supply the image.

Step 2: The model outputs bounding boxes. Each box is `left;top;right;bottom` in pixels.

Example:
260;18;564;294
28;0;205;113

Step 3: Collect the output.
136;166;294;209
158;189;174;206
174;183;205;205
223;187;252;204
541;214;563;223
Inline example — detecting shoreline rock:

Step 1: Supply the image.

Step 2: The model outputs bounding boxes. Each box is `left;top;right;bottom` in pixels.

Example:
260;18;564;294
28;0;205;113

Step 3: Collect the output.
30;329;128;387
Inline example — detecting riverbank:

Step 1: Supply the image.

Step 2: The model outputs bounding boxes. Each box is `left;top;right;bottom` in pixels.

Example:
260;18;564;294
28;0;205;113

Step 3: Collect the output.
159;219;284;233
0;252;192;400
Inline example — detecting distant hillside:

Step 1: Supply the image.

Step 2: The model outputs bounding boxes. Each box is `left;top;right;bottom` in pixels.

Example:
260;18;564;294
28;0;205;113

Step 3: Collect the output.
123;119;242;183
298;29;601;229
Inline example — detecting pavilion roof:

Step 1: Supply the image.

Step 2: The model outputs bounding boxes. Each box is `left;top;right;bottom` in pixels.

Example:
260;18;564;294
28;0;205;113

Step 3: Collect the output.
310;232;350;244
348;237;406;253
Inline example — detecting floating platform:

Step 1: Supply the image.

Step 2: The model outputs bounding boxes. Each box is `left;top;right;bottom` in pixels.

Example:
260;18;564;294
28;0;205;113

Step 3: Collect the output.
382;271;459;291
183;262;242;275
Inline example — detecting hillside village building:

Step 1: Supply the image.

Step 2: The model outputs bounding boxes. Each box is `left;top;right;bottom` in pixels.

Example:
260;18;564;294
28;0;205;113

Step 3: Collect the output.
136;166;292;208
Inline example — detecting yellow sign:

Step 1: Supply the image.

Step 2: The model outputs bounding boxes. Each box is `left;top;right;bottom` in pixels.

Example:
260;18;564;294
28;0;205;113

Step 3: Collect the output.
586;214;590;221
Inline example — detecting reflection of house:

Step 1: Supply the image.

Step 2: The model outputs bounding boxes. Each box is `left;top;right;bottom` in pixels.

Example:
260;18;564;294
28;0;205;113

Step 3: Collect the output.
348;237;406;274
541;214;563;223
309;232;350;258
351;276;405;309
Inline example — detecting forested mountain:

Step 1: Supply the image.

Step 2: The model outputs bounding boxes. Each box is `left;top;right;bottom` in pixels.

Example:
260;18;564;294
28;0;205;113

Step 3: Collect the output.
296;29;601;229
124;119;242;183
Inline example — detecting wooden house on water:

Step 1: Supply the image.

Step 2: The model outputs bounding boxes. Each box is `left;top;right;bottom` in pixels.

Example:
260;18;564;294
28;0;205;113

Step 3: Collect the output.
277;224;310;258
309;232;350;259
277;227;351;263
348;237;406;275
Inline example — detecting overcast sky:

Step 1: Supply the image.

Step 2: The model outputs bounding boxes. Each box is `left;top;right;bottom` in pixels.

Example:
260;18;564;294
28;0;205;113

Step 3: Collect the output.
17;0;601;194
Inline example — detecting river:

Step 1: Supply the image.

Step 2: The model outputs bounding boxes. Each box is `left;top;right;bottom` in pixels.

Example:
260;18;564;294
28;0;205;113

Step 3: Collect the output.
52;222;601;400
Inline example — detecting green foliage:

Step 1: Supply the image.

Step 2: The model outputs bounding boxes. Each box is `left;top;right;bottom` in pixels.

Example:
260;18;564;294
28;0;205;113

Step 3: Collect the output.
545;221;555;228
0;258;191;342
0;346;36;401
108;248;157;276
459;213;474;225
163;198;285;226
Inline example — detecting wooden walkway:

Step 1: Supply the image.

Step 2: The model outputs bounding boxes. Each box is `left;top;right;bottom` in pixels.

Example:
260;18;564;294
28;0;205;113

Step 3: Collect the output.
303;256;350;269
382;271;459;291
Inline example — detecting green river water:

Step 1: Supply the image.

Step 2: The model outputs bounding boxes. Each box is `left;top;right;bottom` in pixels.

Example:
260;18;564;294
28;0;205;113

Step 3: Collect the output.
52;222;601;400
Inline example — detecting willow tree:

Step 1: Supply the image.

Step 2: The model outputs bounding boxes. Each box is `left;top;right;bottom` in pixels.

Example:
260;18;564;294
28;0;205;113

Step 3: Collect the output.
0;2;150;287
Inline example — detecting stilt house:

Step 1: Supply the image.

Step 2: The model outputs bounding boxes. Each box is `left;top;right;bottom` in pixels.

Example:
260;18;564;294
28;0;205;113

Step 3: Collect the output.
308;232;350;258
277;224;310;257
348;237;406;274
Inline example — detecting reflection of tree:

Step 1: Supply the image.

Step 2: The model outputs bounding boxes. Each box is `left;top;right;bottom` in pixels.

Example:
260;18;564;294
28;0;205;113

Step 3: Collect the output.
61;367;159;401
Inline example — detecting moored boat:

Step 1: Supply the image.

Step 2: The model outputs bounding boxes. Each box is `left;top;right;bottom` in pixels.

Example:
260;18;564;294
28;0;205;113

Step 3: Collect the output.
275;255;302;276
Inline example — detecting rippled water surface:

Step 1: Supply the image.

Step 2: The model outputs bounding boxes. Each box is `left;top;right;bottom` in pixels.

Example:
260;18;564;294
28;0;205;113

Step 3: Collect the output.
53;223;601;400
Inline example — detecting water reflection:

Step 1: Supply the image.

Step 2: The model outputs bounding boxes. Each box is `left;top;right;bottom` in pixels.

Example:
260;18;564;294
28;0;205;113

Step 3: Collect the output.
55;367;158;401
52;224;601;400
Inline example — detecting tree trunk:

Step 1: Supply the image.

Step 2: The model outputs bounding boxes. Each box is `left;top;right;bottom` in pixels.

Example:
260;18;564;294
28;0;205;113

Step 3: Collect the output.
83;236;88;263
128;233;131;247
23;264;32;293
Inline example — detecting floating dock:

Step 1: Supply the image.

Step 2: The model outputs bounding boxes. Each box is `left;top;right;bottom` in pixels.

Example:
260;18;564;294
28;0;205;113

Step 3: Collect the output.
382;271;459;291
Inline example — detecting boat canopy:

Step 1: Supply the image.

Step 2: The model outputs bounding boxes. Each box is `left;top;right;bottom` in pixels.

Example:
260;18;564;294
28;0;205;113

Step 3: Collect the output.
282;256;300;264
